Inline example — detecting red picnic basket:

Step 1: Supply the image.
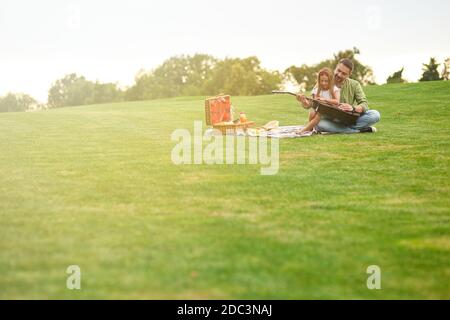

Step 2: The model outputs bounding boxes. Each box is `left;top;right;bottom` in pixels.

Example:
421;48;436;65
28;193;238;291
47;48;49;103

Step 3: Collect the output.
204;95;255;134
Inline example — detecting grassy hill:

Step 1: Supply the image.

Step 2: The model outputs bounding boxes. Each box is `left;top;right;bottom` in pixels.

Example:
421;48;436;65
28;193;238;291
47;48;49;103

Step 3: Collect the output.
0;81;449;299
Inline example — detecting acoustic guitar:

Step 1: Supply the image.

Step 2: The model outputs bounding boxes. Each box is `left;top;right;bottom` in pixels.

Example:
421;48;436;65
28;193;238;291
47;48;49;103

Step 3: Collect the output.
271;90;360;126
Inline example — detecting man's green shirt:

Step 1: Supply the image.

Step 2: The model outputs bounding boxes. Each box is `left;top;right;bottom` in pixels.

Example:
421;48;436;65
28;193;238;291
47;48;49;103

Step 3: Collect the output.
339;78;369;112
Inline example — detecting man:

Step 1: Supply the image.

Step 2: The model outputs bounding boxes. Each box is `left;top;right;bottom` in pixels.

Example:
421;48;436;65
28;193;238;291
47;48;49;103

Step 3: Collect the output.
297;58;381;133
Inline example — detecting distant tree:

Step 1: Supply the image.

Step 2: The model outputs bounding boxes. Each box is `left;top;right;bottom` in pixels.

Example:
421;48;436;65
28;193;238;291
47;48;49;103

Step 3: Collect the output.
203;56;282;96
285;47;375;91
419;58;442;81
48;73;122;108
126;54;217;101
124;73;155;101
331;47;375;85
89;82;123;104
180;54;218;96
386;68;406;84
126;54;282;100
48;73;90;108
442;58;450;81
284;64;316;92
0;93;37;113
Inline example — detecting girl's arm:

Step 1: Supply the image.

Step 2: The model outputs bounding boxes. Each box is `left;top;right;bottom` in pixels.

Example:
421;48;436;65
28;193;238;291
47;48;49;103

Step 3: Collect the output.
320;89;340;106
297;94;312;108
329;88;341;105
324;98;339;106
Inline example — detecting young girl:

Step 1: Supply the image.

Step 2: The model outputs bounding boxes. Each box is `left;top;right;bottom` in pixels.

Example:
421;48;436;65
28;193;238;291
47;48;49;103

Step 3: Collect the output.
298;68;340;133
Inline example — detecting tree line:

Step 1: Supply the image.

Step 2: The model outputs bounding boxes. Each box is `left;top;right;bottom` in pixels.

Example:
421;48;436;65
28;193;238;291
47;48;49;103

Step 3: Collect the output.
386;57;450;84
1;49;449;112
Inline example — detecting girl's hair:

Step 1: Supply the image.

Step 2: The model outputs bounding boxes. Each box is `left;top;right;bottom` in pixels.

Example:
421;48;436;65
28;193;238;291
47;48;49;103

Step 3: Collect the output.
315;67;336;99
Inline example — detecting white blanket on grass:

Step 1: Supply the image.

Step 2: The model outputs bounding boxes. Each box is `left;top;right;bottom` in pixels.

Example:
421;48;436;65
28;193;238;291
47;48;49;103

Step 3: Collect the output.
253;125;315;138
205;126;318;138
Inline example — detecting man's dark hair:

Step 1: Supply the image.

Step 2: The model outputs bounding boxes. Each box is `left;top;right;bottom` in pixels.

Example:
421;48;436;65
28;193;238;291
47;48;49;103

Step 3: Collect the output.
339;58;354;72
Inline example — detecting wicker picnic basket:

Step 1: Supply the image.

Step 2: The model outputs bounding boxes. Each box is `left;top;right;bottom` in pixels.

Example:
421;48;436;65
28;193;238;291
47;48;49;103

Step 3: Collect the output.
204;95;255;134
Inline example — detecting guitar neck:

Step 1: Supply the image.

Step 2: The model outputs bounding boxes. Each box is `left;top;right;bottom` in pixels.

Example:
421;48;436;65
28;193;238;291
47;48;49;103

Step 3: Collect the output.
272;90;316;101
272;90;356;116
272;90;340;105
271;90;298;97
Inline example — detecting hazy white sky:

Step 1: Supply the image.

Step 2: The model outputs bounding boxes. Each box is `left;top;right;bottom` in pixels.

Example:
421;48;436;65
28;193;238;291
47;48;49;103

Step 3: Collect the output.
1;0;449;101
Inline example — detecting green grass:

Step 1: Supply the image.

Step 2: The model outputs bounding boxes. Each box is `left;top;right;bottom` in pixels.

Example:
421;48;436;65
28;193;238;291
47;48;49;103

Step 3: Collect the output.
1;81;449;299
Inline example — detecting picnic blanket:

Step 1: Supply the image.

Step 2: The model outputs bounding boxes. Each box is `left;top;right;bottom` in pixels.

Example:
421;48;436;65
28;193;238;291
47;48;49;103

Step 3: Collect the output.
205;125;318;138
247;125;315;138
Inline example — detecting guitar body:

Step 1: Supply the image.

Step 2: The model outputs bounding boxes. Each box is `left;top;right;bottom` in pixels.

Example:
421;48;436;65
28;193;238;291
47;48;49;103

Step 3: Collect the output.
271;91;360;126
312;100;360;126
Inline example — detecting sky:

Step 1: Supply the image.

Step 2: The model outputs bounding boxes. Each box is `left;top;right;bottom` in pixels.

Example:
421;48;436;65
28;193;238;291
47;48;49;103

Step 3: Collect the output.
1;0;449;102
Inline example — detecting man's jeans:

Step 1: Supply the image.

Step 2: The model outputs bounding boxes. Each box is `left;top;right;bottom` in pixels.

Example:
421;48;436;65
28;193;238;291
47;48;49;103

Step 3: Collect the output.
317;110;381;134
